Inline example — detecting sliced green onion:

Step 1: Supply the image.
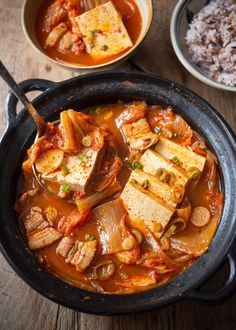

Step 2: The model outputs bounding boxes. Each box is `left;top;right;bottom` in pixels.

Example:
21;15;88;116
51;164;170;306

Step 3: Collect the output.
133;161;143;170
85;234;96;241
165;224;177;238
61;165;69;175
92;29;102;34
61;184;70;192
187;168;201;180
156;168;167;181
141;179;149;189
82;136;92;147
164;171;175;186
87;30;94;40
171;156;180;166
102;45;109;51
173;132;178;140
80;153;88;163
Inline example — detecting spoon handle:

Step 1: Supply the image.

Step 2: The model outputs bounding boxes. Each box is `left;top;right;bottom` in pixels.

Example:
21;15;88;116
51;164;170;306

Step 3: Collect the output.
0;60;46;135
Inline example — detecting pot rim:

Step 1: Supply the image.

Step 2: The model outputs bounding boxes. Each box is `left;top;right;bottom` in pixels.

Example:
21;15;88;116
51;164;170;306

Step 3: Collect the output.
0;71;236;315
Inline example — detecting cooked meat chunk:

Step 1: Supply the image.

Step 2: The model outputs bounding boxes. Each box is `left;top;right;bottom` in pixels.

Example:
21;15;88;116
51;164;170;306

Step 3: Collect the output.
115;244;141;264
116;271;158;288
154;137;206;172
56;236;75;259
140;149;188;186
57;238;97;272
28;227;62;251
117;102;148;127
14;188;38;213
120;179;175;238
57;31;73;53
44;2;68;32
24;207;49;233
122;117;158;151
45;23;68;48
122;118;151;137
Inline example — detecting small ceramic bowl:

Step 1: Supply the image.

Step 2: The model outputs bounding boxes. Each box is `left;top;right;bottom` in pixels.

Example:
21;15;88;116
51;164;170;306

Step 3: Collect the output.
22;0;153;71
170;0;236;92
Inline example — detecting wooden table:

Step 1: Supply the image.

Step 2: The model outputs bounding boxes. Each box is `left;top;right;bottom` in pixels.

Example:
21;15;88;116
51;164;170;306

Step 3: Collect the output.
0;1;236;329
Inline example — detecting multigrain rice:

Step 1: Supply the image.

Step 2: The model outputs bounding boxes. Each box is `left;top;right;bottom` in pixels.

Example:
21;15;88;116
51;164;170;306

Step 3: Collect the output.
185;0;236;86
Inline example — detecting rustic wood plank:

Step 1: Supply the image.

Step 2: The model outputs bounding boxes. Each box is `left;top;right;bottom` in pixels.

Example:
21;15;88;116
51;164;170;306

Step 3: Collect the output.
0;0;235;329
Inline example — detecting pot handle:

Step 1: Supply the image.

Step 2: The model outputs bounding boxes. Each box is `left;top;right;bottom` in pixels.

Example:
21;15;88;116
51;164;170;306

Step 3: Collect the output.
4;78;57;126
184;240;236;303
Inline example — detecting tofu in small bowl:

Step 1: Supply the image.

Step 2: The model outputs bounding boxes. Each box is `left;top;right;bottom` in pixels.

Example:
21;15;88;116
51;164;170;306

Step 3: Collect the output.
22;0;153;70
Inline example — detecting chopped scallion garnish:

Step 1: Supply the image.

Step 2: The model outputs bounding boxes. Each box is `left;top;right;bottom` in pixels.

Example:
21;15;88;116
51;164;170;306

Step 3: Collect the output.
85;234;96;241
61;184;70;192
133;161;143;170
171;156;180;166
82;136;92;147
61;165;69;175
141;179;149;189
102;45;109;51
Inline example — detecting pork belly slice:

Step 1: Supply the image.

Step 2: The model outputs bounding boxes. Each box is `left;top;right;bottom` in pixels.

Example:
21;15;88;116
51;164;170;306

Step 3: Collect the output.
120;180;175;238
154;137;206;172
57;237;97;272
24;207;50;233
122;118;158;151
76;1;133;59
23;207;62;250
140;149;188;186
28;227;62;251
42;147;99;192
45;22;68;48
130;170;177;208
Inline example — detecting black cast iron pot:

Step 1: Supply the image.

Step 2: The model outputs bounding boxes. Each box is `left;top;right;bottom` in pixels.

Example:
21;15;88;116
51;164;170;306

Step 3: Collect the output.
0;72;236;315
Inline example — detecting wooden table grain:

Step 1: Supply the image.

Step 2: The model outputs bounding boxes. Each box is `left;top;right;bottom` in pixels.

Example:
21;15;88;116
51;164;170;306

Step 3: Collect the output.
0;1;236;329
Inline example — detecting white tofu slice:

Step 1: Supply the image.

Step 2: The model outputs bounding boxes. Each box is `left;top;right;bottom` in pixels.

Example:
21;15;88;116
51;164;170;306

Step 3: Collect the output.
42;148;99;192
140;149;188;186
120;180;175;238
76;1;133;59
130;170;177;208
154;137;206;172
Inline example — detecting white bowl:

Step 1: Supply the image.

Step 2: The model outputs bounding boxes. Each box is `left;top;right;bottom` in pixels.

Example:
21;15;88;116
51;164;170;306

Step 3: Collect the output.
170;0;236;92
22;0;153;71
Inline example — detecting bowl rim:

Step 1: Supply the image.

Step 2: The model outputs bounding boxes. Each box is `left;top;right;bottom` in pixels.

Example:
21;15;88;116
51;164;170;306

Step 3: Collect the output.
0;71;236;315
170;0;236;92
21;0;154;70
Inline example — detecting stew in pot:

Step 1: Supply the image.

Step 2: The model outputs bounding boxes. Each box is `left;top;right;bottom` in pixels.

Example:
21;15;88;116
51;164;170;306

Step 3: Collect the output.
15;101;223;294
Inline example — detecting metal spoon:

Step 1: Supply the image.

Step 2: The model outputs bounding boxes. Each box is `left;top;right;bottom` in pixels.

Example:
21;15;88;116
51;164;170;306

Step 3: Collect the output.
0;60;47;137
0;60;51;192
